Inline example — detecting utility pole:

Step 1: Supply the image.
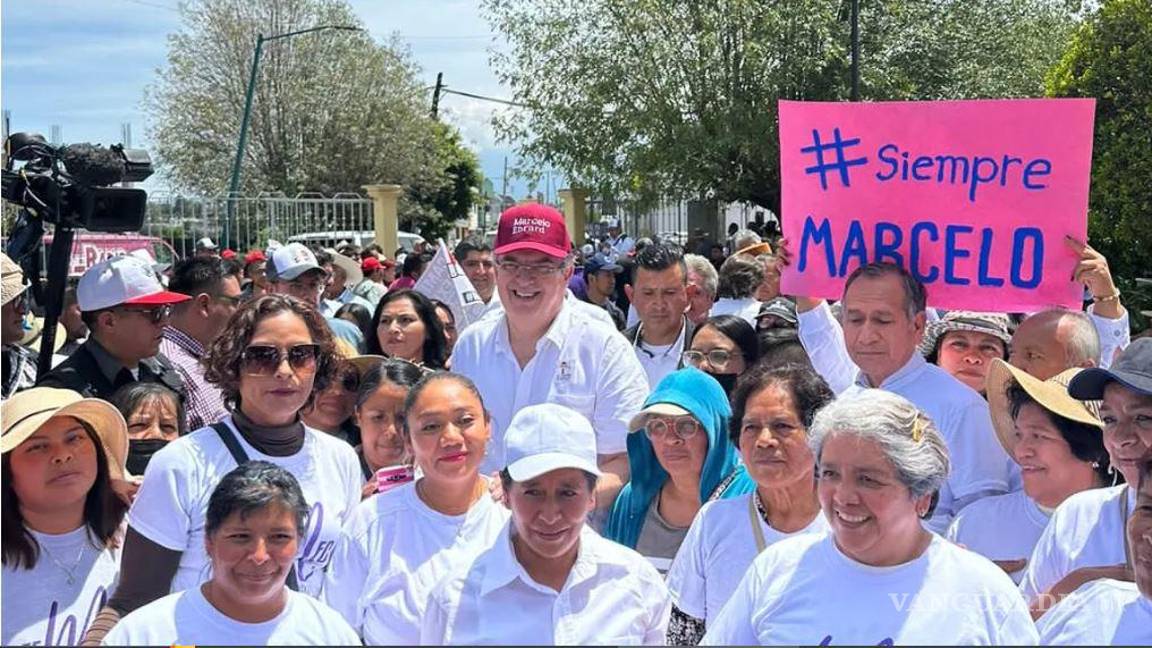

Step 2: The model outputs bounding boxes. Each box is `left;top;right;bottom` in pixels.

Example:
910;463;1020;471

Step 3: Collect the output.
431;72;444;119
500;156;508;204
850;0;860;101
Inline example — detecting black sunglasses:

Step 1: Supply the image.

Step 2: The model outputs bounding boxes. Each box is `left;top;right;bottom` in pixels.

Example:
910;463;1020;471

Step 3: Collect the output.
241;344;321;376
116;304;172;325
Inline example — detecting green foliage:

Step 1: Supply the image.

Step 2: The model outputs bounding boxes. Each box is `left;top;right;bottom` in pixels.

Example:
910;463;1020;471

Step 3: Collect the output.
1047;0;1152;330
401;122;483;242
145;0;478;236
483;0;1080;214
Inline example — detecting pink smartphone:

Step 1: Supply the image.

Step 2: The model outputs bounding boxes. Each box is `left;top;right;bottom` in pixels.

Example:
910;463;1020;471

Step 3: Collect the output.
375;464;415;493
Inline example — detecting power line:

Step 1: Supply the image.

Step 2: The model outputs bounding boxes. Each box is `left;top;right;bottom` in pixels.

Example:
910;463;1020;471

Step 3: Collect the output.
441;87;528;108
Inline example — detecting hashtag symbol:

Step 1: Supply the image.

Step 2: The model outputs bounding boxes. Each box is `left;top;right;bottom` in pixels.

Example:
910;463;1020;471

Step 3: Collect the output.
801;128;868;190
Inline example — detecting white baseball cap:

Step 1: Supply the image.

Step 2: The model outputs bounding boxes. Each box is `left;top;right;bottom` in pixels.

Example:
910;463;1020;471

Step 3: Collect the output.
77;255;191;312
503;404;602;481
196;237;218;250
267;243;326;282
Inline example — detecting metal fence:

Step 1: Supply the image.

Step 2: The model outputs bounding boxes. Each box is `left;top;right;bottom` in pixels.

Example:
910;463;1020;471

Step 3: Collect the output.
142;192;375;259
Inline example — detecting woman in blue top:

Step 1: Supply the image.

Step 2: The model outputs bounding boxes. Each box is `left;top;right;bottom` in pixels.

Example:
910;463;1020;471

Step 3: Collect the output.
604;368;754;573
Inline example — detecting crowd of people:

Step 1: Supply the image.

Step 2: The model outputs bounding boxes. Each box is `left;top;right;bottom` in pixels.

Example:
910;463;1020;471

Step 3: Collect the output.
0;201;1150;646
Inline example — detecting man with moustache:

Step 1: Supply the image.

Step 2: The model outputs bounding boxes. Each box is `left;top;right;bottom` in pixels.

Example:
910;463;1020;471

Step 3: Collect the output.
38;256;189;404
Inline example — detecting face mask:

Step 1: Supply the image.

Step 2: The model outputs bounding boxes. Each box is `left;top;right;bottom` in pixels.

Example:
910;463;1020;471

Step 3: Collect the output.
126;438;169;476
704;371;739;396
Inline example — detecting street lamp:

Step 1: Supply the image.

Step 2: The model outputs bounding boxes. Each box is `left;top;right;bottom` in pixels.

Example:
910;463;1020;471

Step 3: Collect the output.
225;24;363;244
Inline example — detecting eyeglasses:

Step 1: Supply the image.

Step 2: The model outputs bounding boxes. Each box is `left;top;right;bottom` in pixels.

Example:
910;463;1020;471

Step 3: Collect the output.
495;259;566;279
643;416;702;442
241;344;320;376
681;349;733;369
116;304;172;325
210;293;242;307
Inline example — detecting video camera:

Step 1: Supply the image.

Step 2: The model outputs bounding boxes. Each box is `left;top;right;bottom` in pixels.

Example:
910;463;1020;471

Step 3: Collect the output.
2;132;153;232
2;132;154;375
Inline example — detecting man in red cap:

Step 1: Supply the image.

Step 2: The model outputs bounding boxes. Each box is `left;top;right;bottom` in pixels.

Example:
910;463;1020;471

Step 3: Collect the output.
353;255;390;307
240;250;268;302
38;255;191;402
452;204;648;511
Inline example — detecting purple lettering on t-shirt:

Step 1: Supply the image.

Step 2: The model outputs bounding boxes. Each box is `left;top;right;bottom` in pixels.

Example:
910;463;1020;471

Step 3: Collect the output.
43;585;107;646
296;501;336;582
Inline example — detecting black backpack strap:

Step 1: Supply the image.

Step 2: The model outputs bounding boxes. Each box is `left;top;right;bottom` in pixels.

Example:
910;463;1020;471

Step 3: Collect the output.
211;422;250;466
209;421;300;592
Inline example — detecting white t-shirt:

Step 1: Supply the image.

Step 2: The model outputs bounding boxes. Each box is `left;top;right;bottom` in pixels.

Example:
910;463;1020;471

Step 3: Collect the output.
101;585;360;646
127;417;362;596
667;494;828;624
947;489;1050;584
453;300;649;474
1037;579;1152;645
421;524;670;645
701;533;1038;645
1019;484;1131;603
2;526;121;646
322;480;509;644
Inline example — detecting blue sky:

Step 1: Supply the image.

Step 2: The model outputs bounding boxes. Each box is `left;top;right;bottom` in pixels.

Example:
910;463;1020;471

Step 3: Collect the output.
1;0;542;198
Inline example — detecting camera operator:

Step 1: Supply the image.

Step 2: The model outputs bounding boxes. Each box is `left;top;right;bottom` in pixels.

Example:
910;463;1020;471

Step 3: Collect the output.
37;256;190;406
1;253;37;399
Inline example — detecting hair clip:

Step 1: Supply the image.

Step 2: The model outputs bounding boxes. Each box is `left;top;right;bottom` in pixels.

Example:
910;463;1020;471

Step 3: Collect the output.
911;416;927;444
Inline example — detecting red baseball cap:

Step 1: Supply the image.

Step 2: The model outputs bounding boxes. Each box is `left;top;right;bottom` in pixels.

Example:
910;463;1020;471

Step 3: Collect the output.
244;250;266;266
494;204;570;259
361;257;383;273
221;248;237;260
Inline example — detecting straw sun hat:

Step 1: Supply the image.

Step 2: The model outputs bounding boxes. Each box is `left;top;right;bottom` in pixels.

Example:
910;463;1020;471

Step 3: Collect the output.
1;387;129;480
985;359;1103;456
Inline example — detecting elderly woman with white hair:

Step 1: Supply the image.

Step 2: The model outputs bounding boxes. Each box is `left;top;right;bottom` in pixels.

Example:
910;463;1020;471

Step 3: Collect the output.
702;390;1037;645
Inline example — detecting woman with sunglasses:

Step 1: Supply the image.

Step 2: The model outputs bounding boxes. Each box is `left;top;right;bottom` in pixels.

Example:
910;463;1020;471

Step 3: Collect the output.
682;315;760;398
604;368;754;574
84;295;363;641
2;387;129;647
365;289;449;370
323;372;509;644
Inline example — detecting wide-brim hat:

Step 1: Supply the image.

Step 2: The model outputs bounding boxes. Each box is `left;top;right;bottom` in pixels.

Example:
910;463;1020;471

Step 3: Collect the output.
1;253;28;307
1;387;129;480
20;318;68;355
1068;338;1152;400
324;248;364;286
735;242;773;257
919;311;1012;357
985;359;1102;456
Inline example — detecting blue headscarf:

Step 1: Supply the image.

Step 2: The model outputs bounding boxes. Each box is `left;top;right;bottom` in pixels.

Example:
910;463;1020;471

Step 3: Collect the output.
604;367;754;548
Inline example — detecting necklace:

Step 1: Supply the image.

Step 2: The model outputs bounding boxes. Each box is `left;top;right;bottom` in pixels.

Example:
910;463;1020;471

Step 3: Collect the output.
40;539;87;585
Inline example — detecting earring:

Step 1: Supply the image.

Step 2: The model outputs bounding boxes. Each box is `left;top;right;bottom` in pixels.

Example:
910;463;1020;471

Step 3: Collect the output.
1091;461;1100;469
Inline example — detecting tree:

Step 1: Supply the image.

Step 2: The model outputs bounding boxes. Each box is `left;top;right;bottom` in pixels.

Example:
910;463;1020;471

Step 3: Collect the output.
483;0;1080;215
145;0;442;202
399;122;483;242
1047;0;1152;329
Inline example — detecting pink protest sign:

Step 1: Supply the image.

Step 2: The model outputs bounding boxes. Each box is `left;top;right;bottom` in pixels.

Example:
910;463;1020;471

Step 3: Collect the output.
778;99;1095;311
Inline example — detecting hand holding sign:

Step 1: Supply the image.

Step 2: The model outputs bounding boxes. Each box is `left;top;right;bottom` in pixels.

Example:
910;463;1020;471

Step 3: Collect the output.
1066;236;1123;318
779;99;1095;311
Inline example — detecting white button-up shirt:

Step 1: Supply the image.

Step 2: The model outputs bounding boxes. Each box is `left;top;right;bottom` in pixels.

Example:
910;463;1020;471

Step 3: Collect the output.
452;300;649;474
633;318;689;389
797;302;1015;532
1087;304;1130;368
420;524;671;646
